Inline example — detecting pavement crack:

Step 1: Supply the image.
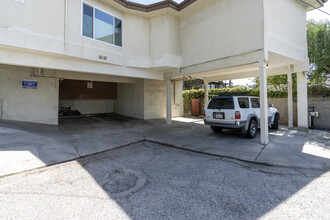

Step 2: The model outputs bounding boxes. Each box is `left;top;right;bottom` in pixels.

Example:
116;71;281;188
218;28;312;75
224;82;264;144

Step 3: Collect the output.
35;145;42;157
72;144;81;157
254;144;267;162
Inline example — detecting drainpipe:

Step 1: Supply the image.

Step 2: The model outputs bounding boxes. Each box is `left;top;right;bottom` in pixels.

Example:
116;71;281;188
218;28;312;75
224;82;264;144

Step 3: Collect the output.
0;99;2;119
64;0;68;50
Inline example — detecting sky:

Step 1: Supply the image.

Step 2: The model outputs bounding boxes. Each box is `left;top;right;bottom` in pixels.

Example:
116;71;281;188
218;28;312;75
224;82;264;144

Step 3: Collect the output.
131;0;329;86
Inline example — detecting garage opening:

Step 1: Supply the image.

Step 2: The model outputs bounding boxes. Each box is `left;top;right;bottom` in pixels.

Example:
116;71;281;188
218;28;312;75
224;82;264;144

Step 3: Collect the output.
59;79;117;117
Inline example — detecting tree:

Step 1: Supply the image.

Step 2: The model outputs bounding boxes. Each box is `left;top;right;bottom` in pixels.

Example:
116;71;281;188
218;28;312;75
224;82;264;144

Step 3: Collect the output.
252;74;297;91
307;20;330;84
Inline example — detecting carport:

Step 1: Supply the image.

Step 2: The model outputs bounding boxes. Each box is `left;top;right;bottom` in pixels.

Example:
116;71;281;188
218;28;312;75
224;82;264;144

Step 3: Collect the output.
164;51;309;145
59;79;117;117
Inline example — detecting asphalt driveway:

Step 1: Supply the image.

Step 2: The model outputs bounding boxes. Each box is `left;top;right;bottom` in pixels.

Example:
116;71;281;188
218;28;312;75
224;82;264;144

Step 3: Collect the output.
0;114;329;176
1;141;329;219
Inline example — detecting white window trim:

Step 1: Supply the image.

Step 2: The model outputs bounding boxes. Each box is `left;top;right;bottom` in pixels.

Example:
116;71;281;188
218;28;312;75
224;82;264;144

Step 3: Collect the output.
81;1;124;48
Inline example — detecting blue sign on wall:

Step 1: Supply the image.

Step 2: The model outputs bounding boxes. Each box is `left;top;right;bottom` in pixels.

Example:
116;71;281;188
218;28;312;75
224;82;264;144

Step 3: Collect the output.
22;80;38;89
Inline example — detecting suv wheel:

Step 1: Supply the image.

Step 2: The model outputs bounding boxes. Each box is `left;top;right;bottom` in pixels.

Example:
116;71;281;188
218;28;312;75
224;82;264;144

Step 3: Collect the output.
246;120;257;138
211;126;223;133
271;115;279;130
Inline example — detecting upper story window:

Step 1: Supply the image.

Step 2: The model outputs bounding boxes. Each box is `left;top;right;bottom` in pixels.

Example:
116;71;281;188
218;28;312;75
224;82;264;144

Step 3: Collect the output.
82;3;122;47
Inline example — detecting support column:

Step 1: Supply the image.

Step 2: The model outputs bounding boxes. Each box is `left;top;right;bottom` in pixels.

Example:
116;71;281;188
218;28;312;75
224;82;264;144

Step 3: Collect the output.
259;61;269;145
204;79;209;110
297;72;308;130
287;73;293;129
166;77;172;125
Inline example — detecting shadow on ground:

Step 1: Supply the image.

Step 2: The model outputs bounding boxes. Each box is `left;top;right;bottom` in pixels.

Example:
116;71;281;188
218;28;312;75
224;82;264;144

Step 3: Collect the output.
0;115;329;219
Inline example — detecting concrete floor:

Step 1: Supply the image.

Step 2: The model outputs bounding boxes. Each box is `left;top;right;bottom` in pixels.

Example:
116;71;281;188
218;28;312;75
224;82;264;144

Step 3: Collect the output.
0;114;329;176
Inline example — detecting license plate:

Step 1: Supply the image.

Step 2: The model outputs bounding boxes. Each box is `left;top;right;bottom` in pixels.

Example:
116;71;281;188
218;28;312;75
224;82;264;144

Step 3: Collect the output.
213;112;224;119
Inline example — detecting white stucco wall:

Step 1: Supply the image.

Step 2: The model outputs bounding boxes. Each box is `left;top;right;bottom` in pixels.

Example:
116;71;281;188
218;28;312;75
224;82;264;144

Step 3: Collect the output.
150;14;182;68
59;99;114;115
0;65;58;125
264;0;308;63
1;0;311;75
0;0;163;80
179;0;264;67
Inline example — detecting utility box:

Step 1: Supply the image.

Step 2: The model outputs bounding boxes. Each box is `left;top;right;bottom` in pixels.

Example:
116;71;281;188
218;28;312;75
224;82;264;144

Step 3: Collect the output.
308;107;319;129
191;99;200;116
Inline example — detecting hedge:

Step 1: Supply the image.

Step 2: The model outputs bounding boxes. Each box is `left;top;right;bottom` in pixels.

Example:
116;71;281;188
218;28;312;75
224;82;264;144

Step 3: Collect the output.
182;85;330;101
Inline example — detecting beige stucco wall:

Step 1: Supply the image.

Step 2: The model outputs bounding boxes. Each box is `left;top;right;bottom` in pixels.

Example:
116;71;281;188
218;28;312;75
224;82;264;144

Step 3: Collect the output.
0;63;183;125
114;80;145;119
115;79;184;120
0;65;59;125
144;79;183;119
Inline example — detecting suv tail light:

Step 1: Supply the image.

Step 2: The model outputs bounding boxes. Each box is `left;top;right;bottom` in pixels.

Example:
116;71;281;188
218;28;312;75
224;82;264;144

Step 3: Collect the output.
203;113;205;117
235;111;241;119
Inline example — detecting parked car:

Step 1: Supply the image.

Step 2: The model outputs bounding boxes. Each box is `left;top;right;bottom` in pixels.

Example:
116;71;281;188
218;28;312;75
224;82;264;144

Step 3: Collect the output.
204;96;280;138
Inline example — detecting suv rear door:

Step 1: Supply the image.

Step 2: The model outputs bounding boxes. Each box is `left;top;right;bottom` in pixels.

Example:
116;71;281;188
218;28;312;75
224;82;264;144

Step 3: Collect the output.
205;97;236;124
236;97;251;121
250;97;260;119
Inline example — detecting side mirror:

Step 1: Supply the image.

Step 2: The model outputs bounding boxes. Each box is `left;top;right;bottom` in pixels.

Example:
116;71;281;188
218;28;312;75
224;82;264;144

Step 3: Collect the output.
269;104;274;108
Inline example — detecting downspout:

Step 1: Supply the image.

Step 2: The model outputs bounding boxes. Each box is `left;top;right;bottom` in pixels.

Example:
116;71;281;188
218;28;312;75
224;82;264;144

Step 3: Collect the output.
64;0;68;50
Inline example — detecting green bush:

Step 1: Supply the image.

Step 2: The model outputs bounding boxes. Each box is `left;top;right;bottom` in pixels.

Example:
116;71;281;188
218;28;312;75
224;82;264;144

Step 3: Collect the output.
209;87;251;97
182;85;330;101
182;89;204;101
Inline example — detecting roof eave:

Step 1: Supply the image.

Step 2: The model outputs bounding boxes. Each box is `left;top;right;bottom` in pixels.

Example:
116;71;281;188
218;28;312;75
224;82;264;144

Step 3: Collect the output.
113;0;197;12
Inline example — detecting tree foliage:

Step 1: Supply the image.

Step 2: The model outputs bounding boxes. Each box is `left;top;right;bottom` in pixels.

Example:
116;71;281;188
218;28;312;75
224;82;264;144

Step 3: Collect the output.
307;20;330;83
252;74;297;91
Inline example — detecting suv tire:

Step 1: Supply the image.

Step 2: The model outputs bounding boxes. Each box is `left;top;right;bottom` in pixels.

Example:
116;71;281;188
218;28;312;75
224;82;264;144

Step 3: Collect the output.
246;119;257;138
211;126;223;133
271;115;279;130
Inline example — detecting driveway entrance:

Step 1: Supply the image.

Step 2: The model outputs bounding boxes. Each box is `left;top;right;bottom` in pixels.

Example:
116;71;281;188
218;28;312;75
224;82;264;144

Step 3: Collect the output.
0;115;329;176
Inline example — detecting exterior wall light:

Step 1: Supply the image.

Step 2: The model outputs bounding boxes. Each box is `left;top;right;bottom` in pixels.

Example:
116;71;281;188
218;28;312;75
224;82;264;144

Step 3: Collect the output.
87;81;93;89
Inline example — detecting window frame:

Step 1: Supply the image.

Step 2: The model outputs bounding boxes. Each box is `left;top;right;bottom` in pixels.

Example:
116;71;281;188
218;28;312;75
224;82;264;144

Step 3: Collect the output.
237;97;250;109
207;97;235;110
81;1;124;48
251;98;260;109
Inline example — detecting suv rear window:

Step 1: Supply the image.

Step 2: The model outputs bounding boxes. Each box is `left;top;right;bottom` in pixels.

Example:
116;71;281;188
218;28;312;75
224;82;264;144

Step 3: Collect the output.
208;98;234;109
238;98;249;108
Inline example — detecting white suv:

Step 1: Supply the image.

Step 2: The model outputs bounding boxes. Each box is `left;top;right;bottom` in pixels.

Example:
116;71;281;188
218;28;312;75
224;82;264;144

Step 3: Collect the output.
204;96;280;138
